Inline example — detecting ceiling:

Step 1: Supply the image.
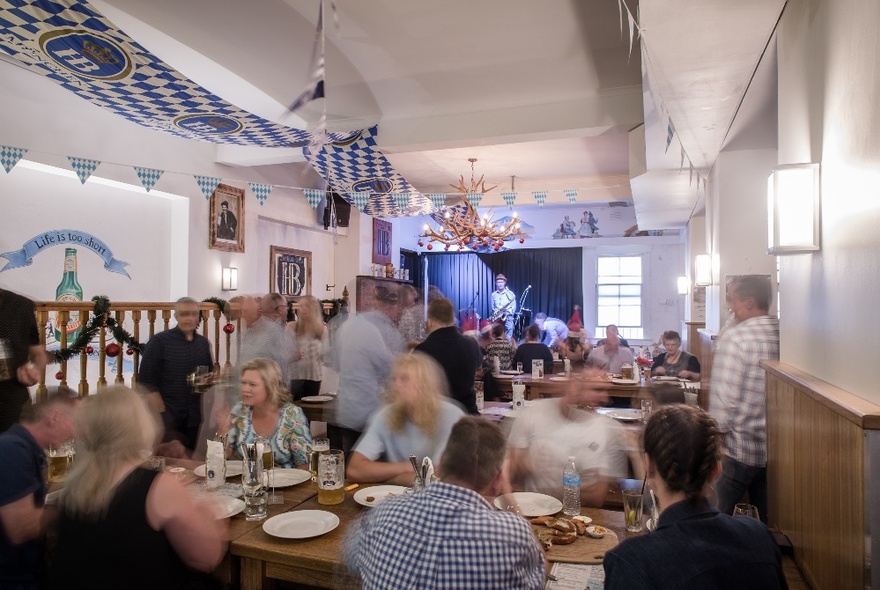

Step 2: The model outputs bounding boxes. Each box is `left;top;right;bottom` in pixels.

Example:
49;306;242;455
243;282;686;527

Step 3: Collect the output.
3;0;786;228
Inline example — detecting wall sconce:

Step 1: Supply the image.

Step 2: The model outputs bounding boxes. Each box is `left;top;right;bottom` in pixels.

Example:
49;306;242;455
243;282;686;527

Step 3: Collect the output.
767;163;821;254
221;267;238;291
677;276;689;295
694;254;712;286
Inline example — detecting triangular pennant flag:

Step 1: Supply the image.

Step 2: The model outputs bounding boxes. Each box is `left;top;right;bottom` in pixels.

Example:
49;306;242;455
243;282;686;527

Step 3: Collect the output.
350;191;370;211
563;189;578;204
249;182;273;206
532;190;548;207
67;156;100;184
501;191;517;209
288;3;325;112
194;176;222;200
466;191;483;208
133;167;164;192
427;193;447;210
0;145;27;174
391;192;409;211
303;188;324;209
665;118;675;153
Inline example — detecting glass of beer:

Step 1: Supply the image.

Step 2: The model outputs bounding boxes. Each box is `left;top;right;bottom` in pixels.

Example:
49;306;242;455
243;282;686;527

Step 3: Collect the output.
621;361;634;381
310;438;330;482
317;449;345;505
47;441;75;482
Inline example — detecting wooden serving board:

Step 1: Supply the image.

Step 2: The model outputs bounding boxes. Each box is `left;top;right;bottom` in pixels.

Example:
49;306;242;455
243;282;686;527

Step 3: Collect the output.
542;529;620;564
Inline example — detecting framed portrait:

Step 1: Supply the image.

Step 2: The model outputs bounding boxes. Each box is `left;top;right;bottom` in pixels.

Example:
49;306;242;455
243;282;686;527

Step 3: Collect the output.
270;246;311;298
209;183;245;252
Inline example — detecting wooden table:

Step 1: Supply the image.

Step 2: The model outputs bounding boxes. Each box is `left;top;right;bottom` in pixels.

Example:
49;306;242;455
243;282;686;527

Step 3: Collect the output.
295;397;337;424
492;373;653;404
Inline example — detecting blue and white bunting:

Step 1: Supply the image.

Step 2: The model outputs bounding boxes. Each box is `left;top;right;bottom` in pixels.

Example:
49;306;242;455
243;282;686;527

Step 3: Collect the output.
391;192;409;212
249;182;272;206
564;189;578;204
0;145;27;174
350;191;370;211
427;193;447;210
133;166;164;192
532;190;548;207
303;188;324;209
194;176;222;200
466;191;483;208
67;156;100;184
501;191;517;209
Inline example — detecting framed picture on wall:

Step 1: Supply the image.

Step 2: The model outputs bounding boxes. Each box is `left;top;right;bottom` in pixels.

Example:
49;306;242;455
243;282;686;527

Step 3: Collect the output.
270;246;311;298
209;183;245;253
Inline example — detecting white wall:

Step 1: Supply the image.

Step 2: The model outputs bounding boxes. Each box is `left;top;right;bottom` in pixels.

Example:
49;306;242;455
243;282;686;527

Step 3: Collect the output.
775;0;880;403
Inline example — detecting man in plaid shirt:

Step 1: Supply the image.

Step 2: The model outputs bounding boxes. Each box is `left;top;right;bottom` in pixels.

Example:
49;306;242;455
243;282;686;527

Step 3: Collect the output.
344;417;545;589
709;276;779;523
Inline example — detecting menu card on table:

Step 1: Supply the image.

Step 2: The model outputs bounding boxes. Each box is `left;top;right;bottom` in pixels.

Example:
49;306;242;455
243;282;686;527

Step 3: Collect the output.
546;562;605;590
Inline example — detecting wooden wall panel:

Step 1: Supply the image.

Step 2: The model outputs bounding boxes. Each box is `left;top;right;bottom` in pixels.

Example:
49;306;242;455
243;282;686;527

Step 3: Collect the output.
765;362;876;590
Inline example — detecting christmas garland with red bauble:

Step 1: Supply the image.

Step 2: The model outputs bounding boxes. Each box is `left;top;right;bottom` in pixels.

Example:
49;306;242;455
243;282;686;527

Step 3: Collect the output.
201;297;235;335
51;295;145;364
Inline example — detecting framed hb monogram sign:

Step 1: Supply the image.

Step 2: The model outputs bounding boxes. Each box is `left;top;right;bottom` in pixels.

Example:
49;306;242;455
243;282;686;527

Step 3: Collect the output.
270;246;311;298
372;218;392;265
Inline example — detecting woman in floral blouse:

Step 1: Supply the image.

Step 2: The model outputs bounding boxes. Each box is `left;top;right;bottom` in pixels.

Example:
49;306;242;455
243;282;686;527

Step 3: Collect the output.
220;357;313;468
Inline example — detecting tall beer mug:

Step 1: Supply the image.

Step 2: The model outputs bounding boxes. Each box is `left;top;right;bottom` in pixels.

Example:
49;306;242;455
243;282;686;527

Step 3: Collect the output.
317;450;345;505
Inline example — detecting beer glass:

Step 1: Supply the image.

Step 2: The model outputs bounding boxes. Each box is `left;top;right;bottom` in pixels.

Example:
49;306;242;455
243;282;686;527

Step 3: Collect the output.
317;450;345;505
47;441;75;483
241;443;267;521
310;438;330;482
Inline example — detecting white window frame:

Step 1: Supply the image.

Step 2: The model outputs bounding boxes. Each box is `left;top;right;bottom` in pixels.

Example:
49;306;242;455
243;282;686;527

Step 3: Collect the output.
595;255;643;341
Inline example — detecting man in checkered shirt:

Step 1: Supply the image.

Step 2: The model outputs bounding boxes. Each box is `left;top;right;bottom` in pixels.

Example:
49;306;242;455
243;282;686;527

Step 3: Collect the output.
343;417;545;589
709;275;779;523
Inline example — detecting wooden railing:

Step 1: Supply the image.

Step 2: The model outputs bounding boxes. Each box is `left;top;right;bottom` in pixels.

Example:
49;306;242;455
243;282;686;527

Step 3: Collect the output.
33;299;342;401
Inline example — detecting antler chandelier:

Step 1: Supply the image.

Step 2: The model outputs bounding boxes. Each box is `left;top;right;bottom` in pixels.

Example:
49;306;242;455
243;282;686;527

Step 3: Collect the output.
418;158;527;251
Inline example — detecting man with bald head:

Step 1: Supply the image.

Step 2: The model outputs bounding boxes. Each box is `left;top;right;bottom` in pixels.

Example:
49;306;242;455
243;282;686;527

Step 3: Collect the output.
587;333;634;374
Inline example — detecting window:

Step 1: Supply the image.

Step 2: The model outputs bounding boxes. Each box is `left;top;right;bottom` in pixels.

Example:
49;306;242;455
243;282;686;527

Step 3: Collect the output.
596;255;643;340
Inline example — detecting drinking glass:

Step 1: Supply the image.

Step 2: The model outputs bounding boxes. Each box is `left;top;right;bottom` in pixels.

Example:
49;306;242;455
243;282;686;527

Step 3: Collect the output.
474;381;485;413
256;436;281;505
317;450;345;505
47;442;74;483
516;362;523;374
640;399;654;423
241;443;267;521
733;503;760;520
310;438;330;482
622;489;644;532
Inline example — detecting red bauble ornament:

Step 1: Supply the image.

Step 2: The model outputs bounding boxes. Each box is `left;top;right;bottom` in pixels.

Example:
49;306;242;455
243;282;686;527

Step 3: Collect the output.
519;238;525;244
417;241;424;247
426;244;433;250
55;371;64;380
223;323;236;335
85;345;94;354
126;348;134;356
105;343;121;357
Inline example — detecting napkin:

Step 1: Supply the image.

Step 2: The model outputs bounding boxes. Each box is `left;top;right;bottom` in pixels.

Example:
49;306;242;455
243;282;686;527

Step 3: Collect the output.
205;440;226;489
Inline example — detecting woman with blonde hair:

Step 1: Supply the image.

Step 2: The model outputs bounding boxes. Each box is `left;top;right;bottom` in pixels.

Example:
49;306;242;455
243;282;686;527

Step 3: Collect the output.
47;386;226;589
346;352;465;485
220;357;312;468
289;295;328;400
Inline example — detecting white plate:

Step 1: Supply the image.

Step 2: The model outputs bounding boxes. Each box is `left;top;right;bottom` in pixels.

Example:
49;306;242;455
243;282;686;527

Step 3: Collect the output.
549;376;569;381
603;409;642;422
652;376;679;382
194;460;243;478
493;492;563;517
262;510;340;539
301;395;334;402
610;378;640;385
266;468;312;488
353;485;408;507
500;370;523;375
212;497;246;519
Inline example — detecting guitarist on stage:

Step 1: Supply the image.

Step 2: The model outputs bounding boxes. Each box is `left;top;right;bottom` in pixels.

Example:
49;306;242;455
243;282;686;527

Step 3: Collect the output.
490;274;516;336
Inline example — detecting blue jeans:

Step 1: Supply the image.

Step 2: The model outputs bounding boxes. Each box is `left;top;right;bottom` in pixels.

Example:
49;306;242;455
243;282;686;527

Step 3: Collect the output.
715;456;768;524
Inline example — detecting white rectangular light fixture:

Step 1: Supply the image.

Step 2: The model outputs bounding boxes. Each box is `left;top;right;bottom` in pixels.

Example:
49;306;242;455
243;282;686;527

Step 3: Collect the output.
677;276;689;295
221;267;238;291
694;254;712;286
767;163;821;254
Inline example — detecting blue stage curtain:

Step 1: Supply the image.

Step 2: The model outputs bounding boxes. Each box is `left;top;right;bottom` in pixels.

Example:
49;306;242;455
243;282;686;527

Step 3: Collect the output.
423;248;583;325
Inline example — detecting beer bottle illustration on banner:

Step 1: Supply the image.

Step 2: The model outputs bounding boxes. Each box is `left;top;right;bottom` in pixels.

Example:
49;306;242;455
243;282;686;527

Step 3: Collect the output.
54;248;83;343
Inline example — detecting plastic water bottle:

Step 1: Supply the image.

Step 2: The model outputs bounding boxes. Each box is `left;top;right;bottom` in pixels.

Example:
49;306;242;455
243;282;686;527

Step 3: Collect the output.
562;456;581;516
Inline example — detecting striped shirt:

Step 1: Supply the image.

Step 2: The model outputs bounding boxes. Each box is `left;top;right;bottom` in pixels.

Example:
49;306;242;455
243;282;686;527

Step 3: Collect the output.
709;315;779;467
344;482;545;589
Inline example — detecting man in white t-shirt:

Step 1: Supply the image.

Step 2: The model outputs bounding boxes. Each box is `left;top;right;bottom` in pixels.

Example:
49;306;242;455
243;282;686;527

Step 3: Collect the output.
508;373;629;507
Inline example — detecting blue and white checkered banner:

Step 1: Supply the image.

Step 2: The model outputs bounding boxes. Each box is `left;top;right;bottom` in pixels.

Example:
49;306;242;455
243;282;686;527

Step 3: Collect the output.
133;167;164;192
194;176;222;200
532;190;548;207
0;229;130;278
67;156;100;184
427;193;447;210
349;191;370;212
1;145;27;174
249;183;272;206
466;192;483;208
303;188;324;209
501;191;517;209
391;192;409;212
564;189;578;204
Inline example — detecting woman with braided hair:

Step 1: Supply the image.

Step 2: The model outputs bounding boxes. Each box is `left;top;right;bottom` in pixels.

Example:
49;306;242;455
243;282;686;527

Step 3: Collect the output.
604;405;787;590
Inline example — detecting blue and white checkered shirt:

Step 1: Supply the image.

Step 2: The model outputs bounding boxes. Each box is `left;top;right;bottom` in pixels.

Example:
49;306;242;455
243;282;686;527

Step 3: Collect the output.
709;315;779;467
344;482;545;589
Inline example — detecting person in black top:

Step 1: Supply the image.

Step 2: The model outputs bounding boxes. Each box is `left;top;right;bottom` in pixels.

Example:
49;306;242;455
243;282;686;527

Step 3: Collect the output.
0;288;46;432
414;298;482;414
216;200;237;240
137;297;213;452
512;324;554;374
